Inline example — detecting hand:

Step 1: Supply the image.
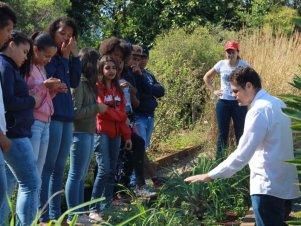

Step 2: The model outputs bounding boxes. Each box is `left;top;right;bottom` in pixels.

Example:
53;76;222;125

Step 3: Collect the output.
0;132;11;152
125;118;130;126
128;83;137;95
184;174;211;183
124;139;132;150
213;90;223;97
44;77;61;89
69;37;79;57
120;81;129;89
98;103;108;113
55;82;68;93
60;41;71;58
131;65;142;75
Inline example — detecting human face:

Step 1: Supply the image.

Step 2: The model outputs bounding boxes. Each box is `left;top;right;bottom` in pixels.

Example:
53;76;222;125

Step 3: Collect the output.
231;80;254;106
225;49;238;62
140;55;148;69
0;20;14;47
129;54;141;68
9;42;30;67
111;48;125;74
103;61;117;81
54;24;73;48
34;46;57;66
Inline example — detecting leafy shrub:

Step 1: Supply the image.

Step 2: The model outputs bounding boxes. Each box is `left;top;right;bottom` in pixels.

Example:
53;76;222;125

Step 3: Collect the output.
147;27;227;145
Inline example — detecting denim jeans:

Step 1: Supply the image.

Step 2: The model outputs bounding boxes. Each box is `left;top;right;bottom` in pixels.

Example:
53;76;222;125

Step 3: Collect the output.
0;138;41;226
135;115;155;150
215;99;247;160
0;150;6;210
90;133;121;212
30;120;50;175
40;120;72;221
251;194;292;226
65;132;94;219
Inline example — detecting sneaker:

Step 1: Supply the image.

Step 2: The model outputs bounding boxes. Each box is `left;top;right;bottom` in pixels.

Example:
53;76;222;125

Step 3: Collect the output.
134;185;157;198
67;215;91;226
89;212;103;223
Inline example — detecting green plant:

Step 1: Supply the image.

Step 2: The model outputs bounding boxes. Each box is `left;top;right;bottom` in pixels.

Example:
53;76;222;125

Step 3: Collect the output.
279;75;301;225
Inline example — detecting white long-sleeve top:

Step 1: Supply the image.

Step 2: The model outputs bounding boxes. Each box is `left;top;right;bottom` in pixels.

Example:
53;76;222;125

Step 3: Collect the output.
208;89;300;199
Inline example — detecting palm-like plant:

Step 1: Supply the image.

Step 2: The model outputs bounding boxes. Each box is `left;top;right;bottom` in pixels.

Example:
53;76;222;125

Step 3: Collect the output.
279;75;301;225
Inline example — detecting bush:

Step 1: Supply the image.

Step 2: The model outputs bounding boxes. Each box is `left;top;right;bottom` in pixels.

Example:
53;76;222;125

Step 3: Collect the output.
147;27;227;145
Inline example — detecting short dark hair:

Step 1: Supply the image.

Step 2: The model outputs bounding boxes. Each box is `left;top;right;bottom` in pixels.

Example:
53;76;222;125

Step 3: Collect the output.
229;66;262;90
47;16;78;39
0;2;17;28
99;37;131;61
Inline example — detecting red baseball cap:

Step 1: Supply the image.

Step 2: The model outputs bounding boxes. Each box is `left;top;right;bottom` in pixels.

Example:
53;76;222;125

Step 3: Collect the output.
224;40;239;51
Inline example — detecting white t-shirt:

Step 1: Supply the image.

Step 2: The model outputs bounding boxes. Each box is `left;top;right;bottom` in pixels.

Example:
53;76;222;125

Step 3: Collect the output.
214;59;250;100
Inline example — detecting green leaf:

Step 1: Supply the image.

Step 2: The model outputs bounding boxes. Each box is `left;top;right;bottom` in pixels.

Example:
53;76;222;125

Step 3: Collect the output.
282;108;301;122
293;17;301;28
285;159;301;165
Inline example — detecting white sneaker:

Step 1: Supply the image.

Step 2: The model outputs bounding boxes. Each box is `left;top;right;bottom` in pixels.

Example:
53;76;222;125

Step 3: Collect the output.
134;185;157;198
67;214;91;225
89;212;103;223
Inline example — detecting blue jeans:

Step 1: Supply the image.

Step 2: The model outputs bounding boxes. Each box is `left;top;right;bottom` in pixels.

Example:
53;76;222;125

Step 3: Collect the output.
65;132;94;219
0;151;6;210
40;120;72;221
251;194;292;226
0;138;41;226
215;99;247;160
135;115;155;150
30;120;50;175
90;133;121;212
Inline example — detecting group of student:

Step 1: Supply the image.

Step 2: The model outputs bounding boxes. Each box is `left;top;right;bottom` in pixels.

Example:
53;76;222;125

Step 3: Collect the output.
0;2;165;226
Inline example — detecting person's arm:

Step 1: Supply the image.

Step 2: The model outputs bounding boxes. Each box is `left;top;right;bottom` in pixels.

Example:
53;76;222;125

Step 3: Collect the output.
203;67;222;97
0;130;10;152
69;56;81;88
2;67;35;111
99;91;128;122
185;110;268;182
129;83;140;108
147;73;165;98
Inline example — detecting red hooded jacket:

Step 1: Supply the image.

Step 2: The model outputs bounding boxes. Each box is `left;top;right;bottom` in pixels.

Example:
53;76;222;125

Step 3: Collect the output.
96;82;131;140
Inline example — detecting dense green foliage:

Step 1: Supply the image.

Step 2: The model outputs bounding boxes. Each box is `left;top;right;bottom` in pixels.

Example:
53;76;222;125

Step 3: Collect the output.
4;0;301;46
147;27;233;143
4;0;70;35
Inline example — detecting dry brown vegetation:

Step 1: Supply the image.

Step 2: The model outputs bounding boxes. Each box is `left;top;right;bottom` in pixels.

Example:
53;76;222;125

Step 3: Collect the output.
239;28;301;96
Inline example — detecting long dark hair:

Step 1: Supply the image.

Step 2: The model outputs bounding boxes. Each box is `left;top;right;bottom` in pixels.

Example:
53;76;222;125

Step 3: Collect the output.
78;47;99;95
47;16;78;40
0;31;33;77
99;55;123;96
46;16;78;56
31;31;57;51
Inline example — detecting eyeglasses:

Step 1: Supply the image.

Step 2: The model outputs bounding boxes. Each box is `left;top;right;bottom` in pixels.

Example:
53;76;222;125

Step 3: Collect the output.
226;50;236;55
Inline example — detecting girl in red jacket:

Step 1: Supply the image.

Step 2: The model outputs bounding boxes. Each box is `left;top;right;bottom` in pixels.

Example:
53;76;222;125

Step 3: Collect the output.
89;55;132;222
